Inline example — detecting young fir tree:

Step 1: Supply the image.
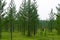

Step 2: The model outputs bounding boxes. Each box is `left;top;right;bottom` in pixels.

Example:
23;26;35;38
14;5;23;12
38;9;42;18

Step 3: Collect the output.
30;0;39;36
27;0;39;36
27;0;31;36
17;0;27;35
48;9;54;32
7;0;16;40
1;11;8;32
55;4;60;35
0;0;6;39
22;0;27;35
3;14;9;32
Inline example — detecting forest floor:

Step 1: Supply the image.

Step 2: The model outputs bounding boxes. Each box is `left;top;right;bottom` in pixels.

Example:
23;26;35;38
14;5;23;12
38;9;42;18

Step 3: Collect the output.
1;29;60;40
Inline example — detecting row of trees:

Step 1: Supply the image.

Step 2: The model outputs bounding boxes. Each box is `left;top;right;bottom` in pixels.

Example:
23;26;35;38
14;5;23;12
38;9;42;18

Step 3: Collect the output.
47;4;60;34
0;0;60;40
0;0;6;39
0;0;39;40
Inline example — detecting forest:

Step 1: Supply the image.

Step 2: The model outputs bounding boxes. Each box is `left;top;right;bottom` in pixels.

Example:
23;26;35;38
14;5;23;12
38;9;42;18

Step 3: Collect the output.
0;0;60;40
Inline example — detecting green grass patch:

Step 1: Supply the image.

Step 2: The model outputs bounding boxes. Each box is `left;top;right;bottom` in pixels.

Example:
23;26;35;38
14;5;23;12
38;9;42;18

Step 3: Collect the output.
1;30;60;40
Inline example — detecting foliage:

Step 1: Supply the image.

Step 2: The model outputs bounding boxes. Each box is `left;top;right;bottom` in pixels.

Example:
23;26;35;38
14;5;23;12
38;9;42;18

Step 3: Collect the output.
48;9;54;32
55;4;60;35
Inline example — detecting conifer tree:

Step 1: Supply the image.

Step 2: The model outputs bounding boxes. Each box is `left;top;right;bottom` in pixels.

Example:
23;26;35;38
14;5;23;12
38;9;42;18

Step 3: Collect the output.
17;0;27;35
27;0;31;36
55;4;60;35
0;0;6;39
7;0;16;40
48;9;54;32
33;0;39;36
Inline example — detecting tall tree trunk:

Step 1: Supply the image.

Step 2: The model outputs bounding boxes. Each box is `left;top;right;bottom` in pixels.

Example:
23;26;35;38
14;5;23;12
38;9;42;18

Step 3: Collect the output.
34;24;36;36
10;20;13;40
0;27;2;40
23;21;25;35
27;0;31;36
0;6;1;39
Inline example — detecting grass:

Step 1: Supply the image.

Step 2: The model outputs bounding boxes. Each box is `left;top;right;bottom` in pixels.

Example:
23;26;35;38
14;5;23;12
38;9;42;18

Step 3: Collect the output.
1;29;60;40
1;32;35;40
